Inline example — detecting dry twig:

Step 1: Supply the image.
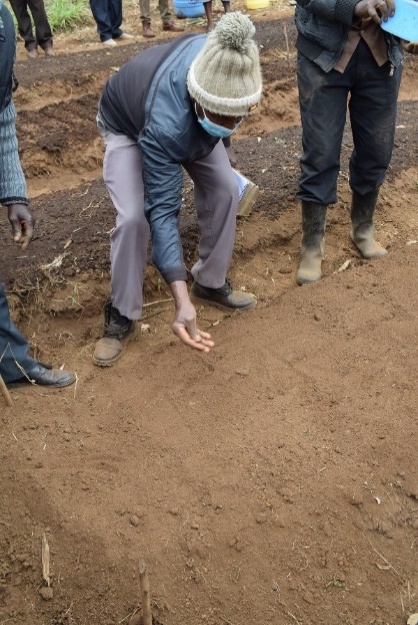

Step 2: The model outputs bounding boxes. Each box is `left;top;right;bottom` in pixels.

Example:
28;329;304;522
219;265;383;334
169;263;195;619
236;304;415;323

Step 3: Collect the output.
42;534;51;586
139;560;152;625
283;20;290;65
0;374;13;407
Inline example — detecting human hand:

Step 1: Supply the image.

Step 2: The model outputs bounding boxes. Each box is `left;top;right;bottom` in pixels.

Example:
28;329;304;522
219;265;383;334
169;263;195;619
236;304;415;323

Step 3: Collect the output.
7;203;35;249
354;0;394;23
402;40;418;54
169;280;215;352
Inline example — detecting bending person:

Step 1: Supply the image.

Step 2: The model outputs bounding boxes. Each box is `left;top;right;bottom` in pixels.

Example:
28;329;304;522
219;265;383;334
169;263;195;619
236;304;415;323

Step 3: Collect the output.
93;12;262;366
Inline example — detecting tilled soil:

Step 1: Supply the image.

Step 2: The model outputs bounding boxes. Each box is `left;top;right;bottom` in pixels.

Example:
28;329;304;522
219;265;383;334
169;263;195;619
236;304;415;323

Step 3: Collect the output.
0;5;417;625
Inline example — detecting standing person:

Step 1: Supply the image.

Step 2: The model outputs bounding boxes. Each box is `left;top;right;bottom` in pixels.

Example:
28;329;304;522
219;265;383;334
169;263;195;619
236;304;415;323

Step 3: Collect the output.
9;0;54;58
93;12;262;367
203;0;230;32
89;0;134;47
294;0;405;285
0;0;75;388
140;0;184;38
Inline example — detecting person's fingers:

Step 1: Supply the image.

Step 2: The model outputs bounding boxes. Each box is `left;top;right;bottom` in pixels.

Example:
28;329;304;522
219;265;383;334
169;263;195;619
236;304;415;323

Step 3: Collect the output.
20;219;34;249
10;218;22;242
379;0;390;20
403;41;418;53
188;326;215;348
368;5;382;23
173;323;213;352
386;0;395;16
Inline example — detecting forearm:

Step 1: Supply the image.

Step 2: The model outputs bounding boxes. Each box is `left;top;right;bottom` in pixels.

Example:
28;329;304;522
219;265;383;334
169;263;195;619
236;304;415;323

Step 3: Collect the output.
169;280;190;309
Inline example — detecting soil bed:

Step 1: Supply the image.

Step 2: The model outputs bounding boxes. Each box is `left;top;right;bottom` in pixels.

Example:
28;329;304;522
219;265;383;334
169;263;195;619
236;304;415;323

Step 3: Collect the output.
0;5;417;625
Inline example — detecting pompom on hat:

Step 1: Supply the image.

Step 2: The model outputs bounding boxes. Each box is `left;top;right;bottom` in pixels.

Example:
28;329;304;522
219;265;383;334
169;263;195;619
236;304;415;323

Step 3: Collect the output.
187;12;262;117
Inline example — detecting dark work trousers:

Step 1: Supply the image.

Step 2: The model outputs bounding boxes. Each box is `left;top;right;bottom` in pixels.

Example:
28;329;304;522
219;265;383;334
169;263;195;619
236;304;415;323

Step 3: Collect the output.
0;280;37;384
9;0;53;51
297;39;403;205
89;0;122;42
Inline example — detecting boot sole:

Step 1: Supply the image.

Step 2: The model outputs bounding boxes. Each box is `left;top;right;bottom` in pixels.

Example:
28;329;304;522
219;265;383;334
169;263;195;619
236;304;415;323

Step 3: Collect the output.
296;272;322;286
92;326;137;367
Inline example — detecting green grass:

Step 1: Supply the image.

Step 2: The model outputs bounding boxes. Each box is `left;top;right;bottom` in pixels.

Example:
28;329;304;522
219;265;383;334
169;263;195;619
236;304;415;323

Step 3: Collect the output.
45;0;91;32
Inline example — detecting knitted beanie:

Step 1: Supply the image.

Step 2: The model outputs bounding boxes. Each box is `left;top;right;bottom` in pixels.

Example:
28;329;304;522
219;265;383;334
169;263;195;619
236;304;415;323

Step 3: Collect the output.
187;12;262;117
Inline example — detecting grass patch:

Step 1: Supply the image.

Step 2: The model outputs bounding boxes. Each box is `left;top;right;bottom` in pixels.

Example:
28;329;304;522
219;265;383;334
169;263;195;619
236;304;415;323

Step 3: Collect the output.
45;0;92;32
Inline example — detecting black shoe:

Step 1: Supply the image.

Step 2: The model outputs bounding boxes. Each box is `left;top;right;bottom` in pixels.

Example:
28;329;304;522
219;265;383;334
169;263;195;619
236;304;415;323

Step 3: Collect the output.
93;302;136;367
190;279;256;311
23;364;76;388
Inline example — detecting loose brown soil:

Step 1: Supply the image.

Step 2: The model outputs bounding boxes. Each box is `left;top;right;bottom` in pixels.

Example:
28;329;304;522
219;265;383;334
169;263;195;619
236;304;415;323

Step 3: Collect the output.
1;2;417;624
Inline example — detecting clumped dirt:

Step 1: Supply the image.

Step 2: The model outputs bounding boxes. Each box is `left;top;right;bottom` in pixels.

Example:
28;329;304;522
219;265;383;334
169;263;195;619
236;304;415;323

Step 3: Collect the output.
1;3;417;625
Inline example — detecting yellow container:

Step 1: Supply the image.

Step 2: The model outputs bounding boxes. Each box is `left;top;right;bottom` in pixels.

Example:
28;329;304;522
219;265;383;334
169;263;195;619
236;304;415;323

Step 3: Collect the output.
246;0;269;8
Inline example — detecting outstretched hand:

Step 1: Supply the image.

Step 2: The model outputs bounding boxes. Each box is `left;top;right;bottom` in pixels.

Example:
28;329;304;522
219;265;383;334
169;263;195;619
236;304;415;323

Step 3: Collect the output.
169;280;215;352
354;0;394;22
7;203;35;250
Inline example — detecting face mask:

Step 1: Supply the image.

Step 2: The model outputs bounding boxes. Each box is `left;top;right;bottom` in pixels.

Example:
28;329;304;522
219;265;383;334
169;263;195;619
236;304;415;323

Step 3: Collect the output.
195;104;242;139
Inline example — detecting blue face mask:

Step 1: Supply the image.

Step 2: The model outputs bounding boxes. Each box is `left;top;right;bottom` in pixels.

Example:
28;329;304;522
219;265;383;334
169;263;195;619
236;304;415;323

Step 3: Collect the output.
195;103;242;139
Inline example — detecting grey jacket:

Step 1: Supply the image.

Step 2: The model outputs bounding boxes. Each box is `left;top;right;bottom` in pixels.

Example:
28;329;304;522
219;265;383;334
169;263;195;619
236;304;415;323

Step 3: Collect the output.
295;0;403;72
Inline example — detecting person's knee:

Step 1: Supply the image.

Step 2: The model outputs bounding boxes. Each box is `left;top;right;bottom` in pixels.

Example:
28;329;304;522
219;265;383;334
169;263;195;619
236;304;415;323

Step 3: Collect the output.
116;210;147;234
212;175;238;207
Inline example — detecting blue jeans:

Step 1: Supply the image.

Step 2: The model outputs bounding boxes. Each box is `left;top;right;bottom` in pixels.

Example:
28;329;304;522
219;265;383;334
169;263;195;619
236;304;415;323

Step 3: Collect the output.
0;280;38;384
297;39;403;205
89;0;122;41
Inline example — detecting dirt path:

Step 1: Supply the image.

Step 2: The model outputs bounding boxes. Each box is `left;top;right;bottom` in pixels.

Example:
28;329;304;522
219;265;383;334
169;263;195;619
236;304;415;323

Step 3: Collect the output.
0;4;417;625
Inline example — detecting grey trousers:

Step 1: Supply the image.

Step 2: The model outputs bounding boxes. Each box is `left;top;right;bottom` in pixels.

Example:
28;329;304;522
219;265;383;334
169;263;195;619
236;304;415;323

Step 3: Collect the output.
99;125;239;320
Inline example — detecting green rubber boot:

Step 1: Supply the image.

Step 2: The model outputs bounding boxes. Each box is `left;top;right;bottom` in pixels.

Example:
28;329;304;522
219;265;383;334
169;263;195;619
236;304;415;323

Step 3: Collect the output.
296;201;327;285
350;189;387;259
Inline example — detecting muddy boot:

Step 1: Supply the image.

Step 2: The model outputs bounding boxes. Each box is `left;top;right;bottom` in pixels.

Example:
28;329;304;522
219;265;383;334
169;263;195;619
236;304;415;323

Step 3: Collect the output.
162;20;185;32
190;279;256;311
350;189;387;259
142;20;155;37
296;201;327;286
93;302;136;367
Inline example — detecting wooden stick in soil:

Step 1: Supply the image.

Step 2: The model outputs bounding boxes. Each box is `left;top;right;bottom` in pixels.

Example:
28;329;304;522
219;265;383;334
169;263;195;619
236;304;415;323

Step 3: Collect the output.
139;559;152;625
0;373;13;407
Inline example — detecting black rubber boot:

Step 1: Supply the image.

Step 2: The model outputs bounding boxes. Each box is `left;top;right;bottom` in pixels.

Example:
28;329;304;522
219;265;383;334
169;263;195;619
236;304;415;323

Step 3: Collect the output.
296;201;327;285
350;189;387;259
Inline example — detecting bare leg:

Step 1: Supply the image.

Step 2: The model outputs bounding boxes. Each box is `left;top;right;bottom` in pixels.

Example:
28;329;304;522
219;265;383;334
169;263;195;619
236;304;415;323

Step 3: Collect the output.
203;0;214;31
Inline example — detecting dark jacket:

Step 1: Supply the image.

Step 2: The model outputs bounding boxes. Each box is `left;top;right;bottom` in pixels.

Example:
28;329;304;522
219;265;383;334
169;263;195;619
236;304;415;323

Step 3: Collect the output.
100;33;219;283
0;2;16;112
294;0;403;72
